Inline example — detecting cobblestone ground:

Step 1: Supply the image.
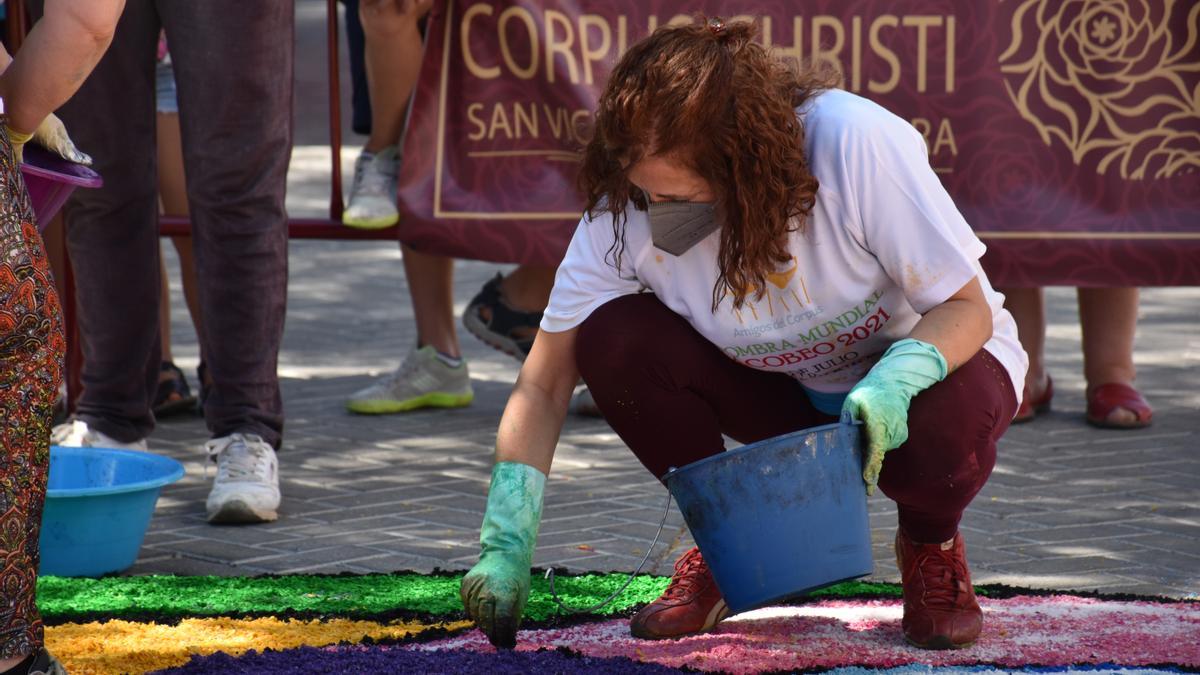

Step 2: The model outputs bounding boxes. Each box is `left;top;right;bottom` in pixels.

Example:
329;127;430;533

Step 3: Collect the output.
123;2;1199;598
138;239;1200;599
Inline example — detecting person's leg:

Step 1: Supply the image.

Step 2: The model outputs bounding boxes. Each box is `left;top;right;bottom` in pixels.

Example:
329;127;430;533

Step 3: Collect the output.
499;265;556;312
403;244;460;357
156;109;203;344
1078;287;1150;427
464;265;557;360
876;349;1017;650
0;333;60;671
153;108;200;416
345;1;472;413
341;0;373;137
576;294;833;479
163;1;291;524
162;0;292;449
158;256;174;363
575;293;833;640
343;0;429;229
877;350;1016;542
169;238;202;341
52;2;161;445
0;130;65;670
359;0;426;153
0;341;58;670
999;287;1048;394
345;242;472;414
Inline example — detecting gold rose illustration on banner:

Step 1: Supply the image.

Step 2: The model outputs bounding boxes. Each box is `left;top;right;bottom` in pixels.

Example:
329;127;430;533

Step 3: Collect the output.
998;0;1200;180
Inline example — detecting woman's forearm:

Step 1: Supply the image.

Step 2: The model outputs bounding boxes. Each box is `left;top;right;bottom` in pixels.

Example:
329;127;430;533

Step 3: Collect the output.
907;277;993;372
495;379;569;476
494;329;579;476
0;0;124;131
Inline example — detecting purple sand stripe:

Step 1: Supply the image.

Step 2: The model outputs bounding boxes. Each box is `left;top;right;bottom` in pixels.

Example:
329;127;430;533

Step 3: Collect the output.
155;645;685;674
409;595;1200;673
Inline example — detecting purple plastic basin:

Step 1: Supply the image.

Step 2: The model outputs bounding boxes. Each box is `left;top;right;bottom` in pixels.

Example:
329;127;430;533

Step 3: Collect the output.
19;143;103;231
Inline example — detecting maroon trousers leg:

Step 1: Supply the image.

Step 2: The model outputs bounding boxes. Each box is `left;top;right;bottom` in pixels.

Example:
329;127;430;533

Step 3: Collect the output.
576;294;1017;543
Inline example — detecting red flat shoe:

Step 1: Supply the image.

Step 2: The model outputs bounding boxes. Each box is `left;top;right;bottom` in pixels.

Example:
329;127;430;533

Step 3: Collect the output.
1087;383;1152;429
896;529;982;649
1013;375;1053;423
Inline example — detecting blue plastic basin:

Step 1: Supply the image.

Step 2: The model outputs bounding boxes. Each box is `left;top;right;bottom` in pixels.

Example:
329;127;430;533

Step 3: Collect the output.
40;446;185;577
664;413;873;613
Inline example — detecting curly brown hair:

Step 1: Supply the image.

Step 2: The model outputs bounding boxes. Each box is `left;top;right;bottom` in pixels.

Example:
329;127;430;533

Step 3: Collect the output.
579;18;833;311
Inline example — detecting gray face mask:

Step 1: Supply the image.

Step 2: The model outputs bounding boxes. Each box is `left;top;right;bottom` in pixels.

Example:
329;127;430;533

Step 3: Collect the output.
646;199;720;256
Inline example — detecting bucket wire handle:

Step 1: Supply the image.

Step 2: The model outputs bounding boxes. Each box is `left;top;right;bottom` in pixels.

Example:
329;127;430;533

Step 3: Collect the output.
545;487;674;614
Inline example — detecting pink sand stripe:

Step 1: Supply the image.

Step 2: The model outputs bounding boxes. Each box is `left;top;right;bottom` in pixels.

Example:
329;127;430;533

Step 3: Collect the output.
409;596;1199;673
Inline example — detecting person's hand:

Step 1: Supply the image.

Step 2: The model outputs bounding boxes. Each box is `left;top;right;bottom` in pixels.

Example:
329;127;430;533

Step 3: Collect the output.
461;549;532;649
459;461;545;648
842;338;948;495
5;113;92;166
34;113;93;165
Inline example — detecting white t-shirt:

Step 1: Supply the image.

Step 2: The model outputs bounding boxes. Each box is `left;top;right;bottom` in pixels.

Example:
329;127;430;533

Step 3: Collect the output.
541;89;1027;407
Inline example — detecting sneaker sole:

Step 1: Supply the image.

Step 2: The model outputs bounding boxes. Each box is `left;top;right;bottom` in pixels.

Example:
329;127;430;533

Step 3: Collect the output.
463;308;529;362
207;498;279;524
346;391;474;415
342;212;400;230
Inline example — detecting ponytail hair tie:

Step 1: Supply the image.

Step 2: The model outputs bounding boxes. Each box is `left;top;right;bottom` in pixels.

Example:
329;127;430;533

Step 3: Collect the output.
707;17;726;36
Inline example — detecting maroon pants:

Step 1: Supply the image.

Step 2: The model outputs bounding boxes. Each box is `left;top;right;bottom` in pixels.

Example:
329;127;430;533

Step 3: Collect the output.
575;294;1017;543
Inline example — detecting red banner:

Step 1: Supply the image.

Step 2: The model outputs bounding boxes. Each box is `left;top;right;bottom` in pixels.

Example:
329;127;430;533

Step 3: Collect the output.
397;0;1200;286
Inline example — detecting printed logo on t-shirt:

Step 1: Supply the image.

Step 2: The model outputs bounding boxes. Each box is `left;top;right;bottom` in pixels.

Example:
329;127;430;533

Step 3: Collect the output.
730;257;817;326
721;287;893;386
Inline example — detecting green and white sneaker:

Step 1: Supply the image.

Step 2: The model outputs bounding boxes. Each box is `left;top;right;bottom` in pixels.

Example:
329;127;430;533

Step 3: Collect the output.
347;346;474;414
343;145;400;229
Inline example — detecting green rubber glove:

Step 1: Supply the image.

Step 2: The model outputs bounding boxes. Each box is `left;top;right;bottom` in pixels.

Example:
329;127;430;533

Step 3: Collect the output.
842;338;948;495
460;461;545;649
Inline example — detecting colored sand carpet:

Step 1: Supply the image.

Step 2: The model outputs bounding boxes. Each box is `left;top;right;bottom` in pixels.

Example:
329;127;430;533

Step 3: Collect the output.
39;573;1198;674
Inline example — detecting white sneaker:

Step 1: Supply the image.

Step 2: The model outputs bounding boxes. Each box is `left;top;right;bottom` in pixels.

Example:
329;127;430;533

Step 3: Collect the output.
50;419;148;451
347;346;474;414
343;145;400;229
205;433;280;524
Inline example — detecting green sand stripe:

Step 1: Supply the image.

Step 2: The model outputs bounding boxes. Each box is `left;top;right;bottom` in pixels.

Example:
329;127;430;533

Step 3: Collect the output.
37;574;903;622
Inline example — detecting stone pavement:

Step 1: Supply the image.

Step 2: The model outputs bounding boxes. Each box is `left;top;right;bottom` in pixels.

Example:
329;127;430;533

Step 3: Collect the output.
126;3;1199;598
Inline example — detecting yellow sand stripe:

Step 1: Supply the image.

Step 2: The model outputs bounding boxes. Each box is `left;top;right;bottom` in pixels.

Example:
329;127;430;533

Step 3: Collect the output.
47;616;471;675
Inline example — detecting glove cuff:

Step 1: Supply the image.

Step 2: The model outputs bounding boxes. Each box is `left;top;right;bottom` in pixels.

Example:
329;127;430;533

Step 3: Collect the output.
479;461;546;565
880;338;948;379
5;125;33;146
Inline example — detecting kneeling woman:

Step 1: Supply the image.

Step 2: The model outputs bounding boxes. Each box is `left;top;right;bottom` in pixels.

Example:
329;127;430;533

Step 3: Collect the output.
461;18;1026;651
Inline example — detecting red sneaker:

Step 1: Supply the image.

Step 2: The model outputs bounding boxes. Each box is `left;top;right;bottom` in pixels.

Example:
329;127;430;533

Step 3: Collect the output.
895;529;982;649
629;547;730;640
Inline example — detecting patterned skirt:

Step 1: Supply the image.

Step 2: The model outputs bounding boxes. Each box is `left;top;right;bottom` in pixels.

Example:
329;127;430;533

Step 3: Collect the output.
0;129;66;657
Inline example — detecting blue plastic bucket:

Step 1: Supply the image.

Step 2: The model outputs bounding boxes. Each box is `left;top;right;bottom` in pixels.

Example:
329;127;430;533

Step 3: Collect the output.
663;413;873;613
40;446;185;577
